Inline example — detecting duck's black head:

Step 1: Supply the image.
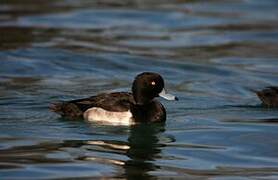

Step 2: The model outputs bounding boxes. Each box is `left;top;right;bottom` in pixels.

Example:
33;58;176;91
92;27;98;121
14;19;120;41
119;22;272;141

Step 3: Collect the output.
132;72;178;105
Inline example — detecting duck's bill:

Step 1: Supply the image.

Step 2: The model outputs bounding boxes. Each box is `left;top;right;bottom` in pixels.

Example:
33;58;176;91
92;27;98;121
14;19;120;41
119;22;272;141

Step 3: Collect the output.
159;88;178;101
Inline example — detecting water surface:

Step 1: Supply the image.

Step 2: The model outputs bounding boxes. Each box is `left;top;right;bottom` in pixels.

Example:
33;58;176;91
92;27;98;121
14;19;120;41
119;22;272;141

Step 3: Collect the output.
1;0;278;179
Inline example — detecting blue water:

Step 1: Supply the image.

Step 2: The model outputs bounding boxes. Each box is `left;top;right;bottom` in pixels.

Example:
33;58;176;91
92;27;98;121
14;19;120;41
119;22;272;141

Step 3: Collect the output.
1;0;278;179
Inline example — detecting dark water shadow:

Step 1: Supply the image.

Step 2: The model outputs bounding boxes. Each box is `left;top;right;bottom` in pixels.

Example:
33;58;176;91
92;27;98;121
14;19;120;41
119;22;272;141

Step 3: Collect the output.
221;118;278;125
217;105;278;125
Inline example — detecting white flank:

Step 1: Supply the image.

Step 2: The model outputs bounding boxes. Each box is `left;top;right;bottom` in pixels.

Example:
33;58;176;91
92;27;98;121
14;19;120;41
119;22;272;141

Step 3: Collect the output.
83;107;134;126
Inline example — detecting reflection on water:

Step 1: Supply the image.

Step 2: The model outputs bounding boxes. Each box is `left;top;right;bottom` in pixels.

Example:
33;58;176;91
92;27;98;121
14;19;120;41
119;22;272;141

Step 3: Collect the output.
1;0;278;179
0;124;166;179
124;123;166;179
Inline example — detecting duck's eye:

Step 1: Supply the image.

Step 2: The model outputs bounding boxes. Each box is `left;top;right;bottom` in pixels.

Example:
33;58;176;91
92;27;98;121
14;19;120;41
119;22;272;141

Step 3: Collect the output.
151;81;156;86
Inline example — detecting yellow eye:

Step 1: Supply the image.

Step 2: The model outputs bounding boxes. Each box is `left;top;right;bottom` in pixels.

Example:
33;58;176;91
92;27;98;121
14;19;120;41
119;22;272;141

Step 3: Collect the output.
151;81;156;86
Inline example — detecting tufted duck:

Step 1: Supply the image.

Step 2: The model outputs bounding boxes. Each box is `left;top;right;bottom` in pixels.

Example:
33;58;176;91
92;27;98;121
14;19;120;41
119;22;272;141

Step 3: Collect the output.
255;86;278;108
50;72;178;125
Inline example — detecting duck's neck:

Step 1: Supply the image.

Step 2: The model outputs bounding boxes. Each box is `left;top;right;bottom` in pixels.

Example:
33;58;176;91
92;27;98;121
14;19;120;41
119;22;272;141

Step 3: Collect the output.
131;101;159;122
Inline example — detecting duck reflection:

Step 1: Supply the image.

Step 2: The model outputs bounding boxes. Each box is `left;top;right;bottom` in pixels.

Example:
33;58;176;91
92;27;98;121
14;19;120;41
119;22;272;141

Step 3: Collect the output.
77;122;167;179
123;123;166;179
81;123;166;179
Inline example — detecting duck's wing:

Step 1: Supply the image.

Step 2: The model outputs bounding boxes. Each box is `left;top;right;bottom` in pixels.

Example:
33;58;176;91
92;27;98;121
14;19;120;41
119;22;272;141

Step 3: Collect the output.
50;92;135;118
256;86;278;107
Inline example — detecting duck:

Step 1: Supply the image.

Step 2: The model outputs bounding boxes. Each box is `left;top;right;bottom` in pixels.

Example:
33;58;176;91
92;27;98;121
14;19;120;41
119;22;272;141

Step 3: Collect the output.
50;72;178;125
255;86;278;108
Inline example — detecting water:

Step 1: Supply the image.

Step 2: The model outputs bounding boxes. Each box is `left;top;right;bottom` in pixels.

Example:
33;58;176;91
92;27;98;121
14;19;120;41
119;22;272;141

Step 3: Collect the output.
1;0;278;179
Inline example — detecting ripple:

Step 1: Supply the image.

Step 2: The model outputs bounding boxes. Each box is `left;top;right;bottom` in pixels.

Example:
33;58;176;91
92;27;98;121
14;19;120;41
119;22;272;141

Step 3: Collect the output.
1;0;278;179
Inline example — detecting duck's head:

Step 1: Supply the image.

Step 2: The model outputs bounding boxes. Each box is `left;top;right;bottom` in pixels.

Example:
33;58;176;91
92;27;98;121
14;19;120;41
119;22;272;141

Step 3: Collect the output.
132;72;178;105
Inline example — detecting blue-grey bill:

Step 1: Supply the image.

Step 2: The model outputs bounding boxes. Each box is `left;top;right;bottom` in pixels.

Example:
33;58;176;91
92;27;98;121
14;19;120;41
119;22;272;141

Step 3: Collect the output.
159;88;178;101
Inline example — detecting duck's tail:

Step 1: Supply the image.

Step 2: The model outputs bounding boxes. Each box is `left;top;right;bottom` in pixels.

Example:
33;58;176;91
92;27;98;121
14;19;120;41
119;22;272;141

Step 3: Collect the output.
49;102;84;118
49;102;65;115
